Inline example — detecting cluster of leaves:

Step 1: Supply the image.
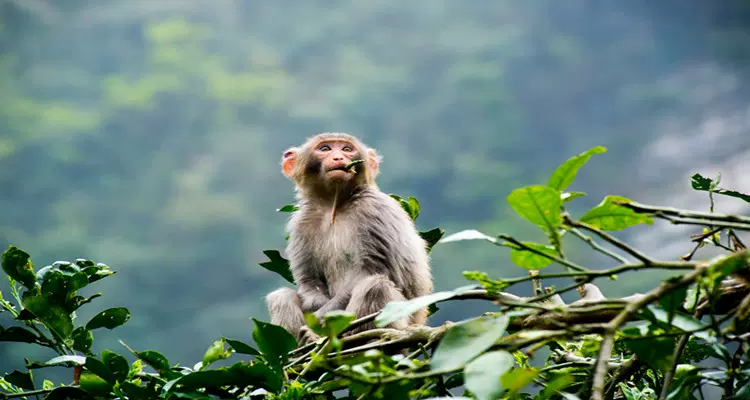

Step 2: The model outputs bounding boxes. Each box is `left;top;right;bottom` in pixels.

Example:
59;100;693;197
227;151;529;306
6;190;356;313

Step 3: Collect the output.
2;144;750;400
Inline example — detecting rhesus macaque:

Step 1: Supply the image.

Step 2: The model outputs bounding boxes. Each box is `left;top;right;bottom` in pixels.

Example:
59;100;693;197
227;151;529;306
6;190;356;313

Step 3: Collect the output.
266;132;433;344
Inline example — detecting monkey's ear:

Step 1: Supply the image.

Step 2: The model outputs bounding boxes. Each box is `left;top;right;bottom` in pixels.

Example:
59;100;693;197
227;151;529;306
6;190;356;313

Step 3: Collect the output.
367;149;382;176
281;147;298;178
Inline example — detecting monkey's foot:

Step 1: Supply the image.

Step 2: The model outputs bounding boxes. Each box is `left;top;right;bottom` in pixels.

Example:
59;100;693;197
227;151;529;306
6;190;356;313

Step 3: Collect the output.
297;326;323;346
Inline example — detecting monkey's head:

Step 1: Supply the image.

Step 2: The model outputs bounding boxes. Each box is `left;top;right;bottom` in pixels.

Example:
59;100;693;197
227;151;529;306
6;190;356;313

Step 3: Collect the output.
281;133;381;198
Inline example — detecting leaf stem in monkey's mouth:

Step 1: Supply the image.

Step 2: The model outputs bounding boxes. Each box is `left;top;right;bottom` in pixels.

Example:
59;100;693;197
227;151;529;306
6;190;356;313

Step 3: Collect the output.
344;159;364;172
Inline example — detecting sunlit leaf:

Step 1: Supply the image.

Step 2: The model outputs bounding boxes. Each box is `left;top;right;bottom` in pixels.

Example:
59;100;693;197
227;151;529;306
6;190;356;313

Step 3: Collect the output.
202;338;232;370
26;355;86;369
440;229;499;244
78;370;112;396
579;195;653;231
431;314;510;372
389;194;420;221
509;242;557;270
547;146;607;191
500;368;539;393
86;307;131;330
258;250;294;284
376;285;476;327
562;191;586;203
464;351;514;400
2;245;37;289
507;185;563;229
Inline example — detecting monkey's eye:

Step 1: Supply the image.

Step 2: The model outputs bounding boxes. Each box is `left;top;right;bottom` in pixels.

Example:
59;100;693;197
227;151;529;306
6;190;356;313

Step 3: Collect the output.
342;145;353;152
318;144;331;151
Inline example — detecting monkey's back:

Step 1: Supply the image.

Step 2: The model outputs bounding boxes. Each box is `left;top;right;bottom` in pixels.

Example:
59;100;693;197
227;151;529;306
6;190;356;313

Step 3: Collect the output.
286;187;432;301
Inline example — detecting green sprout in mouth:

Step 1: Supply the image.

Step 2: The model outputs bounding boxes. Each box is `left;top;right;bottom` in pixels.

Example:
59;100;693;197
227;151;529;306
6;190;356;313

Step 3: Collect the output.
344;159;364;172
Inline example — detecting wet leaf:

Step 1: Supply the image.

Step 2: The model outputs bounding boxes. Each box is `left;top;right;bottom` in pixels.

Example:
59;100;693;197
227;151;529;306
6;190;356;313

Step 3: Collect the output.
86;307;130;330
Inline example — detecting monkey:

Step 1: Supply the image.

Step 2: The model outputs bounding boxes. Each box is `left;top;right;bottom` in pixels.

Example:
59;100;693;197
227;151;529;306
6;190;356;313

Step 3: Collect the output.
265;132;433;344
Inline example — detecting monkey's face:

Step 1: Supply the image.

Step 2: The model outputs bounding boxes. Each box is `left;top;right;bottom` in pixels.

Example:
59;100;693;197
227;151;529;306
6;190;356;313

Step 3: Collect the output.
311;140;362;184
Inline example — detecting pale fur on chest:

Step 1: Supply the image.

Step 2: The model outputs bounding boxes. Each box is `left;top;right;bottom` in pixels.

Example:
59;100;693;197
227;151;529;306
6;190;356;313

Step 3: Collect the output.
294;207;362;295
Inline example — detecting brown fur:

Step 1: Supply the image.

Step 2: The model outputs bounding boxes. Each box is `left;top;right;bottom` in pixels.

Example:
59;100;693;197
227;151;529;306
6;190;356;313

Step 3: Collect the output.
266;132;432;343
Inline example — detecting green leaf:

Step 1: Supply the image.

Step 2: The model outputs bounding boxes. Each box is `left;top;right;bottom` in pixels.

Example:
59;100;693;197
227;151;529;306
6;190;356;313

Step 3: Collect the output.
318;310;356;338
84;357;116;384
276;204;299;213
389;194;421;221
78;370;113;396
640;305;715;343
2;245;37;289
464;351;514;400
72;327;94;353
223;338;261;356
509;242;557;270
419;228;445;253
201;338;231;370
101;350;129;382
167;361;281;393
562;191;586;203
251;319;297;375
21;292;74;339
623;332;675;372
44;386;93;400
121;346;174;378
86;307;131;330
658;285;688;323
691;173;750;203
376;285;476;327
507;185;563;230
500;368;539;393
0;326;43;344
579;195;654;231
258;250;294;284
538;374;575;399
5;370;35;390
431;314;510;372
547;146;607;191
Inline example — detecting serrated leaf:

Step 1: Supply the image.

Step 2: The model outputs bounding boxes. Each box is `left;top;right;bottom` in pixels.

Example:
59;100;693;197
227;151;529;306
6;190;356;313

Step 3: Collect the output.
691;173;750;203
223;338;261;356
579;195;653;231
376;285;476;327
101;350;129;382
86;307;130;330
276;204;299;213
0;326;43;344
509;242;557;270
439;229;499;244
547;146;607;191
464;351;514;400
419;228;444;253
562;191;586;203
202;338;231;370
431;314;510;373
252;319;297;376
21;292;74;339
5;370;34;390
258;250;294;284
507;185;563;229
2;245;37;289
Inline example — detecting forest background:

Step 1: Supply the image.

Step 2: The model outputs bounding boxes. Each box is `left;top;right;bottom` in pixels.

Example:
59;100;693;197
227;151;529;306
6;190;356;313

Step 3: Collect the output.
1;0;749;373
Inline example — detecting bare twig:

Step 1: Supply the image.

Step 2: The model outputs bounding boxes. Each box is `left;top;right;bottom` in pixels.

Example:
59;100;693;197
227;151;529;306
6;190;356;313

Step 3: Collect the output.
565;217;653;264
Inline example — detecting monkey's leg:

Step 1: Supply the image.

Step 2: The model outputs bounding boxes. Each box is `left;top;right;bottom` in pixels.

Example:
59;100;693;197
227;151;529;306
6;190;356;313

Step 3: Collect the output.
265;287;307;338
345;274;408;333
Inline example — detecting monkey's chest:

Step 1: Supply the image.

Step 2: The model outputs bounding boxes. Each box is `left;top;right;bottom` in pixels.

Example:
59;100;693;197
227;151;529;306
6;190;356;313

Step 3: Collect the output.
309;225;361;294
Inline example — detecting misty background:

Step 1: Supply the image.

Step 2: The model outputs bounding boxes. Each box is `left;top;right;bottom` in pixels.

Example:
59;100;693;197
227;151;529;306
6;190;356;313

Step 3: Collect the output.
1;0;749;372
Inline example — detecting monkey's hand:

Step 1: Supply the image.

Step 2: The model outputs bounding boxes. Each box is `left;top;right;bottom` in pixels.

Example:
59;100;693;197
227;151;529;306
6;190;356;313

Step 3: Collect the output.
297;326;323;346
